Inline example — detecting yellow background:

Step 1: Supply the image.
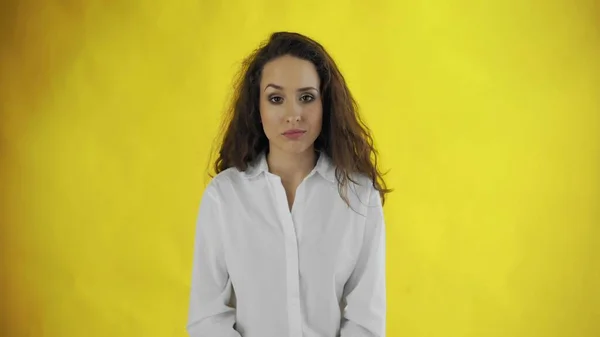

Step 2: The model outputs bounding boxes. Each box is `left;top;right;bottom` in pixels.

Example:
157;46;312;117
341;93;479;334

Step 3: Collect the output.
1;0;599;336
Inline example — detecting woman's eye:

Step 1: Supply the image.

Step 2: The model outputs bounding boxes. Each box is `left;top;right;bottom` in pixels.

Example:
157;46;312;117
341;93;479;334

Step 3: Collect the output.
269;96;283;104
300;94;314;102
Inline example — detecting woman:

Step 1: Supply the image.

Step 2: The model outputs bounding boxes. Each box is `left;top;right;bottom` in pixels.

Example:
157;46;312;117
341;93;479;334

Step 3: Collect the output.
187;31;390;337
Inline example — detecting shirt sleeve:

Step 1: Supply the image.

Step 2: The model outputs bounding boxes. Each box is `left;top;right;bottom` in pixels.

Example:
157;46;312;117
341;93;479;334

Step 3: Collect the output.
340;187;387;337
186;185;241;337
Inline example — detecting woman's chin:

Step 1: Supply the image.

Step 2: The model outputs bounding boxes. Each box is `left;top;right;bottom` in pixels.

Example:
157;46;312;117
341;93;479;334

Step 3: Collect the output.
270;142;314;155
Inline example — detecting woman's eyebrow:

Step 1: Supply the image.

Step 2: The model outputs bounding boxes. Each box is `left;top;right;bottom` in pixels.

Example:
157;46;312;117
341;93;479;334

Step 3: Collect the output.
264;83;319;92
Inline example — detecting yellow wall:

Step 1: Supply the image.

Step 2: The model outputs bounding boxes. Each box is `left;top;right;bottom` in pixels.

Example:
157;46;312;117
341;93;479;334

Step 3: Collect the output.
1;0;598;336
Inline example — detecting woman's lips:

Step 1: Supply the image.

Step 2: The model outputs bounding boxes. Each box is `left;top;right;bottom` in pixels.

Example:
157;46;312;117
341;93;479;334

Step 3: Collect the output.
282;129;306;139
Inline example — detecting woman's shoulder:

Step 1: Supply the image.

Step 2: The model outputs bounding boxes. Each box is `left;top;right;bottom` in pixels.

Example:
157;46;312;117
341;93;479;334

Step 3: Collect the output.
346;172;378;193
327;171;380;211
202;166;247;196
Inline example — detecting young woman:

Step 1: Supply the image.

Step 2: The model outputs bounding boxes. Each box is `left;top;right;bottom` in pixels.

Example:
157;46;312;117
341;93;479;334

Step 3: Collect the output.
187;31;390;337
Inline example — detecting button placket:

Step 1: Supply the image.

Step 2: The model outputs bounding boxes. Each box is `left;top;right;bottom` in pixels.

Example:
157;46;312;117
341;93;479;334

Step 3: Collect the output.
268;175;303;337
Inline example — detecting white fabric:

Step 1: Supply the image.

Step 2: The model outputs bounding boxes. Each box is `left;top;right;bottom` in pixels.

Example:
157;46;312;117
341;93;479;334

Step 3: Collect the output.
187;152;386;337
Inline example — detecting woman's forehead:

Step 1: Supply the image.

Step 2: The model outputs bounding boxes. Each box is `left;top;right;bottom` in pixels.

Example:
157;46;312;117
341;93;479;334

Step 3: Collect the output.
261;56;320;89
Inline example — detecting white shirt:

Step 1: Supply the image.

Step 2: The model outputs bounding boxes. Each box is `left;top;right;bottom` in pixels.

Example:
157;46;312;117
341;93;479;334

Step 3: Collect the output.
187;152;386;337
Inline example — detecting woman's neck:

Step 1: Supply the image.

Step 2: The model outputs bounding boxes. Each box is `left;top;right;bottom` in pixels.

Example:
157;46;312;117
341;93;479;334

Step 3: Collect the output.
266;147;317;183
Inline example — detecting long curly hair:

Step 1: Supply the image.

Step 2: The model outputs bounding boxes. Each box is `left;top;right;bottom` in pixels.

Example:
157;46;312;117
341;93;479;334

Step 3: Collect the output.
211;31;391;205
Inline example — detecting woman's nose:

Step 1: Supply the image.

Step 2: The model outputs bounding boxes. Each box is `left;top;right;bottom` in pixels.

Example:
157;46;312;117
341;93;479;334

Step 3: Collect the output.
285;101;302;123
286;115;301;123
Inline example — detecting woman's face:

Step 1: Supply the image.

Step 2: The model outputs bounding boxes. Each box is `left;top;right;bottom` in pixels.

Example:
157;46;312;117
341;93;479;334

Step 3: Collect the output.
259;55;323;156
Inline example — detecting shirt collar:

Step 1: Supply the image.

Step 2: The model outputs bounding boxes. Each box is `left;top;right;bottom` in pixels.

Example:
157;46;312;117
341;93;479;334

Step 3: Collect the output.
244;151;336;183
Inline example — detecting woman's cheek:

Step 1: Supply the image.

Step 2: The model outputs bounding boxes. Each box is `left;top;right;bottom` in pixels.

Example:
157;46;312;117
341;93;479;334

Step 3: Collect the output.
261;113;281;139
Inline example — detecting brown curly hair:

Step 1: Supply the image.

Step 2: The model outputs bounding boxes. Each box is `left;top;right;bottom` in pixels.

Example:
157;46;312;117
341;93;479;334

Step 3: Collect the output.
211;31;391;205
